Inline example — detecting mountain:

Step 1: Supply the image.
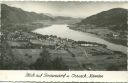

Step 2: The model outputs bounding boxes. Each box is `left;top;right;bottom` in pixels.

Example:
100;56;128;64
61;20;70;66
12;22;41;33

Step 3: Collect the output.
1;4;82;32
77;8;127;31
69;8;128;46
1;4;53;24
1;4;82;25
43;13;55;18
54;16;75;20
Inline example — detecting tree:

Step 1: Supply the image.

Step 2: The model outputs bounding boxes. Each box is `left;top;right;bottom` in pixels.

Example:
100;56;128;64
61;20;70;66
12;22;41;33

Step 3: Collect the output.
52;57;68;70
29;48;52;70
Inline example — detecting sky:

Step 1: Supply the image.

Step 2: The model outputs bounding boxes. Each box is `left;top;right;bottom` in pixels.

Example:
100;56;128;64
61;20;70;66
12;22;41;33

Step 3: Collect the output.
2;1;128;18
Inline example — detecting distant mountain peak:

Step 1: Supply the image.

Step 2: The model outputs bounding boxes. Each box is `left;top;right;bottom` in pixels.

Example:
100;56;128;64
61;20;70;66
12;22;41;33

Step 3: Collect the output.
1;4;53;24
1;4;81;24
77;8;127;31
108;8;127;11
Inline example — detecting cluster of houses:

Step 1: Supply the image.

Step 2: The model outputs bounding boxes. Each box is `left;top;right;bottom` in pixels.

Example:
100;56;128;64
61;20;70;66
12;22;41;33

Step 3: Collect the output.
6;31;75;49
6;30;106;51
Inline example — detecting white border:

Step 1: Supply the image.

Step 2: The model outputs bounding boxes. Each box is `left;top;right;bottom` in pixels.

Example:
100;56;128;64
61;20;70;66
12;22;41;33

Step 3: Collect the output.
0;71;128;82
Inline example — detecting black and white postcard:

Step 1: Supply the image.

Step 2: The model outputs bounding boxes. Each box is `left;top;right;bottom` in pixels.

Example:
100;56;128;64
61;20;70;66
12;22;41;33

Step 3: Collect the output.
0;1;127;82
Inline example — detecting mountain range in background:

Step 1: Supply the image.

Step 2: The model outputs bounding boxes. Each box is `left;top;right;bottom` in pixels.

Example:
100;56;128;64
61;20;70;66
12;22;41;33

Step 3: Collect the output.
71;8;127;31
1;4;53;24
1;4;81;25
69;8;128;46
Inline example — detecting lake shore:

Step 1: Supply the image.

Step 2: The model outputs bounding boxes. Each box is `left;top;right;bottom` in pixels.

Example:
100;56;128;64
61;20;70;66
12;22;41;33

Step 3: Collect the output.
33;24;127;54
68;25;127;47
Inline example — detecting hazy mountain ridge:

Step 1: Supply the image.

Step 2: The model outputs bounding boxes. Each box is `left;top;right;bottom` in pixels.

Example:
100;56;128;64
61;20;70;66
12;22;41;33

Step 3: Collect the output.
1;4;82;32
69;8;128;46
1;4;54;24
78;8;127;31
1;4;81;25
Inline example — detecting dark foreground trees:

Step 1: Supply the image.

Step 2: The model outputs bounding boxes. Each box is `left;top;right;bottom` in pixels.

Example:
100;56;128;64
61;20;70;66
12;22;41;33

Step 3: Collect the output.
30;48;68;70
52;57;68;70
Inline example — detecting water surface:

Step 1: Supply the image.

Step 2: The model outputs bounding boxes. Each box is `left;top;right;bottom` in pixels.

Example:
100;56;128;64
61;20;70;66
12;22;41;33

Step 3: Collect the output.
33;24;127;54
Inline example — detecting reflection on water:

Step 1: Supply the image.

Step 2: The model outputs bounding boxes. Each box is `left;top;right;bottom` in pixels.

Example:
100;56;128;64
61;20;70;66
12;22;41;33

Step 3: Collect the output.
33;24;127;54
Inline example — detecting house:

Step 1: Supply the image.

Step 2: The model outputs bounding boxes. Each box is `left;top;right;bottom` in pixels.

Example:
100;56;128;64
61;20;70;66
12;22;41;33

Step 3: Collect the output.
112;33;119;39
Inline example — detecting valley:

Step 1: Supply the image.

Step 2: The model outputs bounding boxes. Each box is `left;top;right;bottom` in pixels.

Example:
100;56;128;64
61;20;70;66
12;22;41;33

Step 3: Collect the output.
0;3;127;70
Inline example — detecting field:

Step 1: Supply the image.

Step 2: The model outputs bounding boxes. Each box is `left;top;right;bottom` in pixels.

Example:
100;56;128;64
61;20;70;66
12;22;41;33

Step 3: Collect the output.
10;44;127;70
12;49;42;64
1;30;126;70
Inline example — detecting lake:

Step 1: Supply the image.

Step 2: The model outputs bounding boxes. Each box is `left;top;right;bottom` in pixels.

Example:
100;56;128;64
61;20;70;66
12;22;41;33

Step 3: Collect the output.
33;24;127;54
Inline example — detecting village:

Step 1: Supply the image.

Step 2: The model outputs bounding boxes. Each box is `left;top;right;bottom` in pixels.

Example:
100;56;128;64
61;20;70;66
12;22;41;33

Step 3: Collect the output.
0;30;126;70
